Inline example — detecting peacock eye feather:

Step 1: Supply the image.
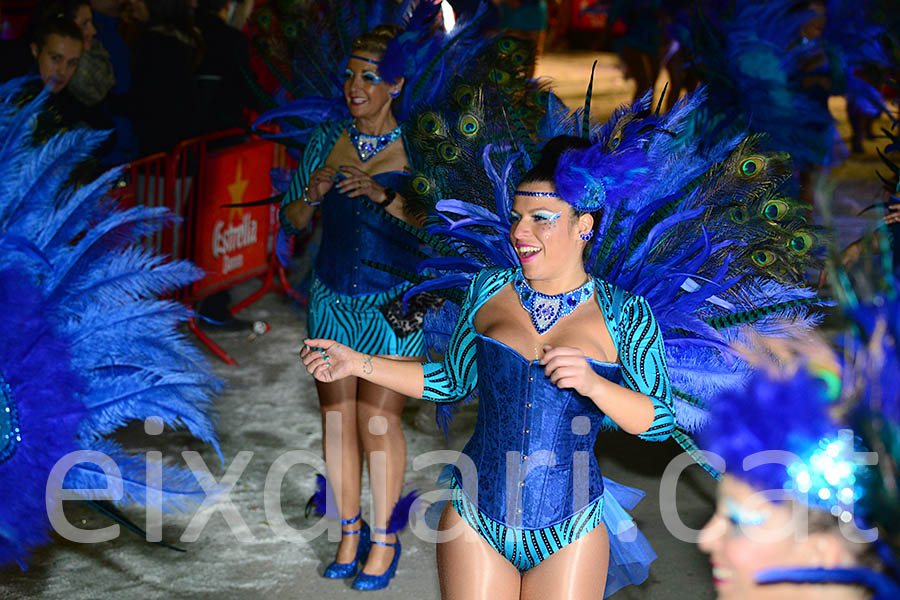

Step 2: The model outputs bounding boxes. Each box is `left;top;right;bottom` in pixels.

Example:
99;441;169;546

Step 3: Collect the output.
789;232;813;254
458;114;480;137
417;112;442;136
255;10;273;29
489;68;510;85
609;135;621;151
729;206;749;224
751;250;776;267
454;85;474;108
412;175;432;195
282;22;299;39
511;49;528;65
438;142;460;162
740;156;765;177
762;199;790;221
498;37;518;53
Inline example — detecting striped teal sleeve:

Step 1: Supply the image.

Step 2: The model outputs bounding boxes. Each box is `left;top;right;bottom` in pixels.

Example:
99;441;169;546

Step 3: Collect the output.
279;124;330;235
618;293;676;442
421;276;481;403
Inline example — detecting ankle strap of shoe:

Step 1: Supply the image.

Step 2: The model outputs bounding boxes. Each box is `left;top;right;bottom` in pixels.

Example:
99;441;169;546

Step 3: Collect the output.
371;526;397;546
340;513;362;526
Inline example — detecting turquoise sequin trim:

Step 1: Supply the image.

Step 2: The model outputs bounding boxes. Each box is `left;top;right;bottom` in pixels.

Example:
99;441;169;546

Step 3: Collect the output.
0;372;21;463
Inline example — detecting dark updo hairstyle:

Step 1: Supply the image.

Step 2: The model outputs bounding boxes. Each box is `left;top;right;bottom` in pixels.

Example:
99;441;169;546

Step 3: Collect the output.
349;24;405;112
519;135;600;259
351;24;403;60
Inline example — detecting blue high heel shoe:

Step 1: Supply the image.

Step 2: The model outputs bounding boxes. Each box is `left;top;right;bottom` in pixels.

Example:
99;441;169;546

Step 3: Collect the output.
351;527;401;591
322;513;371;579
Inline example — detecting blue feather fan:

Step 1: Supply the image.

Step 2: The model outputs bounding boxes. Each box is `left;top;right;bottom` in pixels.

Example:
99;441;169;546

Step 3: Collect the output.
0;80;222;567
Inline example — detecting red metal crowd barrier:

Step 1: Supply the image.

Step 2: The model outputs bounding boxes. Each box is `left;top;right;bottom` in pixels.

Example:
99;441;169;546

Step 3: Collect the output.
115;129;297;365
109;151;169;253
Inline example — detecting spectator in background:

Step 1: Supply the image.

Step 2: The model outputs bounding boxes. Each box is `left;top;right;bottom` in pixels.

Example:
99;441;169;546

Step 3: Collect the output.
90;0;140;164
196;0;259;133
60;0;116;109
30;17;83;96
119;0;150;48
131;0;203;155
90;0;131;101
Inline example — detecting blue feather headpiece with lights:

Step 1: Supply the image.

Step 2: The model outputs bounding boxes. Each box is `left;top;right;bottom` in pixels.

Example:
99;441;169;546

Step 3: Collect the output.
701;364;865;519
700;296;900;598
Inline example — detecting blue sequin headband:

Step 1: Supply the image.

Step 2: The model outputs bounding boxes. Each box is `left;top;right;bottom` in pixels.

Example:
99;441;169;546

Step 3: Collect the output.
515;187;607;213
349;54;380;66
515;190;562;198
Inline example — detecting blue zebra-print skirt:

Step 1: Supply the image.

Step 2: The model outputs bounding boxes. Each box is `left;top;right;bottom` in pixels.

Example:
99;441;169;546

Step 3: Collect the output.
307;275;424;357
449;477;656;596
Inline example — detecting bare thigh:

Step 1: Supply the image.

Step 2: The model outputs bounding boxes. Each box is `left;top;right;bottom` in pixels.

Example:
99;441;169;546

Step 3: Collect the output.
521;524;609;600
436;503;521;600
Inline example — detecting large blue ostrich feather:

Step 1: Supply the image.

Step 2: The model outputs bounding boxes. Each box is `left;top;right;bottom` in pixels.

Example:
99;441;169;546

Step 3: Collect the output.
0;80;222;567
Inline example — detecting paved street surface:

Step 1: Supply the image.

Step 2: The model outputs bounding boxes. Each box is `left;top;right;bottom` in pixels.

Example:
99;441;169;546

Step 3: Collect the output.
0;50;889;600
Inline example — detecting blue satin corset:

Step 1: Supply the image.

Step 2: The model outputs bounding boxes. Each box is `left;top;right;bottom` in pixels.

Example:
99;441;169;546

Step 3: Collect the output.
454;334;623;530
314;171;420;296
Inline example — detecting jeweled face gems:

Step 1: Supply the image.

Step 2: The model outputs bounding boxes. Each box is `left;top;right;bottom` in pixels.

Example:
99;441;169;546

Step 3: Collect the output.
514;270;595;335
0;372;21;463
537;211;561;234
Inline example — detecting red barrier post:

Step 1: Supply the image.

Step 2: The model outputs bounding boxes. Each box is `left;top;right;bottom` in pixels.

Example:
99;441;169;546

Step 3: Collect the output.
109;152;168;252
168;129;298;365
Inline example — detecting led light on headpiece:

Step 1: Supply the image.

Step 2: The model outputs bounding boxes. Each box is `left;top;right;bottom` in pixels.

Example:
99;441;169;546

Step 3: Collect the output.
784;429;867;524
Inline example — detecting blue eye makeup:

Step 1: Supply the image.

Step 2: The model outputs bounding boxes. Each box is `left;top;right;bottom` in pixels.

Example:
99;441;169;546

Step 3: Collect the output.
362;71;383;84
725;499;770;528
343;68;353;80
533;211;561;223
509;211;521;224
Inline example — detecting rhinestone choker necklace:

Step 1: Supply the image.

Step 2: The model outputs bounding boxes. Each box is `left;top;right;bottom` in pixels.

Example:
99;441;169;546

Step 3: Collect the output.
348;122;402;162
513;270;595;334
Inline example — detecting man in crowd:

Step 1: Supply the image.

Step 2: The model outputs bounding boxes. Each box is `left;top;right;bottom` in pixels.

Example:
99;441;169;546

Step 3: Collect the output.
30;17;84;95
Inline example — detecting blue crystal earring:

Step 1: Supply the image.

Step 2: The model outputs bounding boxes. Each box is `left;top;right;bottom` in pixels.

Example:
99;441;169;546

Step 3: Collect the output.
389;90;401;98
580;230;593;241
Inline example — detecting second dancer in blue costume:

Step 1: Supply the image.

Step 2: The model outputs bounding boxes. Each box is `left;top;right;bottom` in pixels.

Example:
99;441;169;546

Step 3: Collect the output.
279;26;425;590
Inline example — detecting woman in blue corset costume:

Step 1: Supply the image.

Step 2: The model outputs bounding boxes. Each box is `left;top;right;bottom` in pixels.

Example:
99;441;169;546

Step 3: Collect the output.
279;25;427;590
301;139;675;598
